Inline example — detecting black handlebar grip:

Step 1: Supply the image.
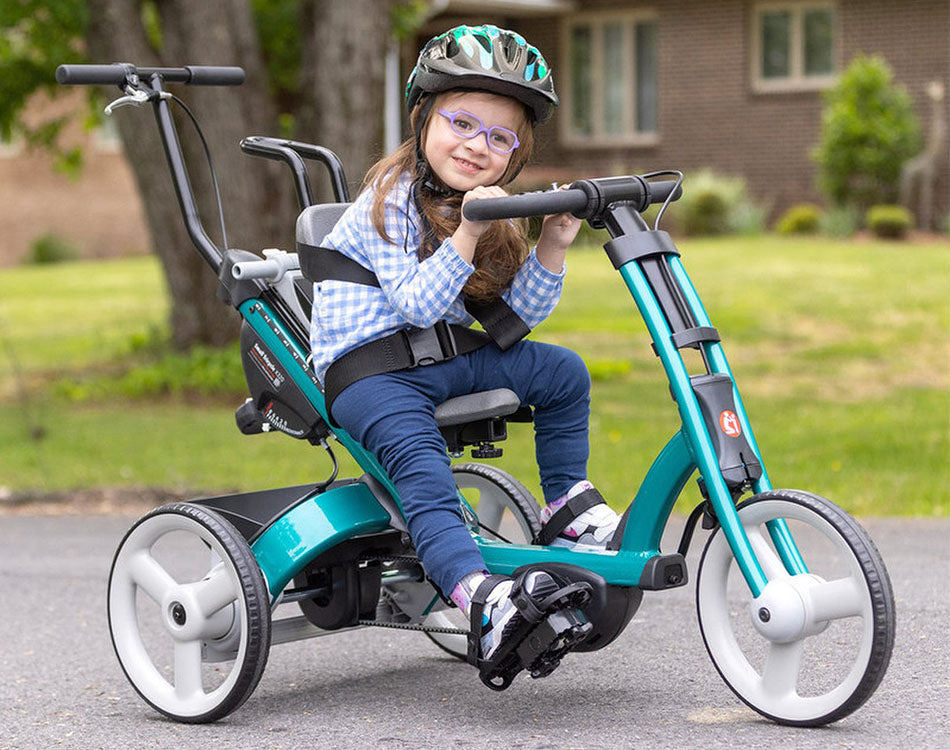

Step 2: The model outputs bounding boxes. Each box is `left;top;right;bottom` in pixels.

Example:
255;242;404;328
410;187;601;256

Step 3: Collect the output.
184;66;245;86
646;180;683;206
55;64;131;85
462;188;589;222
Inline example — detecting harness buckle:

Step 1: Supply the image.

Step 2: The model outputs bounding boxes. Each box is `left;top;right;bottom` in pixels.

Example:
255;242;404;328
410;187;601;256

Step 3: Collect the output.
405;320;458;367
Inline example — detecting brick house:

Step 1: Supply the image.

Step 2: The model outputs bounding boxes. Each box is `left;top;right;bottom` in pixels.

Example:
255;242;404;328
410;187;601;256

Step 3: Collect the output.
422;0;949;223
2;1;946;266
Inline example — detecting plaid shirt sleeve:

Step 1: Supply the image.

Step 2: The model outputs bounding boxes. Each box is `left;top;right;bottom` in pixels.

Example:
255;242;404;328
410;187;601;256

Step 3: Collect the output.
503;247;565;328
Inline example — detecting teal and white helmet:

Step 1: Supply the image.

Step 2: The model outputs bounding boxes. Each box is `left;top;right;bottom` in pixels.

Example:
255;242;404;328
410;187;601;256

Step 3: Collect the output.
406;24;558;124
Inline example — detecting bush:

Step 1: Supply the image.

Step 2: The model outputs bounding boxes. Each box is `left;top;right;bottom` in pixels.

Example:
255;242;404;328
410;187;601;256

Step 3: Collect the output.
674;170;759;236
775;203;822;235
819;204;860;238
866;205;913;239
26;233;78;264
812;55;921;209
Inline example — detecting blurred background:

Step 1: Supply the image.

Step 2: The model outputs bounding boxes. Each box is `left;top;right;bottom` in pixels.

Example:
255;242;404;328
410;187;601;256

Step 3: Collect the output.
1;1;947;517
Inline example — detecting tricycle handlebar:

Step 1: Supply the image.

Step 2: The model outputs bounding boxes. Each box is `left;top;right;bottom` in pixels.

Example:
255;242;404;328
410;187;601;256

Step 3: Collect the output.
56;64;245;87
462;176;681;222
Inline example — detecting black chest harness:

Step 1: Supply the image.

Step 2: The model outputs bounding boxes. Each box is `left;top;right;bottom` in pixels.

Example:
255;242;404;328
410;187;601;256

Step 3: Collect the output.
298;242;531;413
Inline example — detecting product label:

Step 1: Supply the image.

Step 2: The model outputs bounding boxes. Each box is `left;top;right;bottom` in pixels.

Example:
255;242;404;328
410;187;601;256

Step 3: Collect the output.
719;409;742;438
250;342;285;390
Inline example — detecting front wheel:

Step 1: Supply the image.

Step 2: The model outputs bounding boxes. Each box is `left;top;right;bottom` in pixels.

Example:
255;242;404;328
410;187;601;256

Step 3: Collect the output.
696;490;894;726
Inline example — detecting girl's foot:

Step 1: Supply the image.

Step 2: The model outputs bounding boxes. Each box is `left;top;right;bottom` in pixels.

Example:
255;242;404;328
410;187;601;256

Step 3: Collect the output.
537;480;620;549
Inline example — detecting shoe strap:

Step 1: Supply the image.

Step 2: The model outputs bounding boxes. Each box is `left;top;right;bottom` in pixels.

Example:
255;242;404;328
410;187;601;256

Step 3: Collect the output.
533;488;607;546
466;574;510;667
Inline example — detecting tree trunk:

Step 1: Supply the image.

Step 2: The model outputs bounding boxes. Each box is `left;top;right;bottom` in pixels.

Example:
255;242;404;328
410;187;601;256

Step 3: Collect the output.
299;0;396;199
86;0;296;349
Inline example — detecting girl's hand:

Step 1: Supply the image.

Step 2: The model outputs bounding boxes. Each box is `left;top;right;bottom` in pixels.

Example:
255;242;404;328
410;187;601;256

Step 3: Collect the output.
535;191;583;273
452;185;508;264
538;210;583;252
458;185;509;241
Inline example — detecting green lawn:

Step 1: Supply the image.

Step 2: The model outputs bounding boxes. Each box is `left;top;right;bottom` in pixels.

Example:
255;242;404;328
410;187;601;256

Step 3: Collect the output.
1;236;947;516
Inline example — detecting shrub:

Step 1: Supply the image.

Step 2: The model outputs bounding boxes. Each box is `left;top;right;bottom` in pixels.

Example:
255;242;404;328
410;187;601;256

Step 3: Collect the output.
26;233;78;264
674;170;758;236
775;203;822;235
866;205;913;239
819;205;860;238
812;55;921;210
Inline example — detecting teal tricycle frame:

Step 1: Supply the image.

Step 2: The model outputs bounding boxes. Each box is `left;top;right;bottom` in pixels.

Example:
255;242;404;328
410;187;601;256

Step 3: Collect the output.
56;63;894;729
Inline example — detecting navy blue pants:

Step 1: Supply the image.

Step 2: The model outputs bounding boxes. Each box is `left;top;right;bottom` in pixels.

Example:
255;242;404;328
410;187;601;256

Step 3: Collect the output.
331;340;591;596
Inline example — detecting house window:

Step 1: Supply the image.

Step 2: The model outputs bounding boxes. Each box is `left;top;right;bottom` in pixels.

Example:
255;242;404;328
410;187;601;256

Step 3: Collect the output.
563;12;658;145
753;3;836;91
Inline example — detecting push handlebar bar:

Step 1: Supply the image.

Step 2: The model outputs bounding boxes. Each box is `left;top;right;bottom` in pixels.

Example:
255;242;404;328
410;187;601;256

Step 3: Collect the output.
462;176;681;223
56;64;245;87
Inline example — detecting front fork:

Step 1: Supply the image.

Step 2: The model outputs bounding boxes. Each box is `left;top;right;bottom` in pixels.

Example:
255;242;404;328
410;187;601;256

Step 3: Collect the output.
617;254;806;598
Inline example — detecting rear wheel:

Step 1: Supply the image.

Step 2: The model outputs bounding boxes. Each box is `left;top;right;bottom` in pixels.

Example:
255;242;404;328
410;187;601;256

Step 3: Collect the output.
696;490;895;726
108;503;271;723
421;463;542;659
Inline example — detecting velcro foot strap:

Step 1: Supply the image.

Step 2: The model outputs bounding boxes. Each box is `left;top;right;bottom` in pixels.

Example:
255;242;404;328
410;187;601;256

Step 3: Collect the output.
533;488;607;546
469;568;593;691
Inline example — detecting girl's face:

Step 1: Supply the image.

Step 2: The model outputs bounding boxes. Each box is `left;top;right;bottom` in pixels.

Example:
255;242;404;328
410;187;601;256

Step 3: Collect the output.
423;90;525;192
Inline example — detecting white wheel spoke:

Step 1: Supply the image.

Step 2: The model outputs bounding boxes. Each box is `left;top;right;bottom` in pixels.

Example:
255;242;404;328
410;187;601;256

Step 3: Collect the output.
760;639;805;699
173;639;205;700
128;550;177;604
806;576;866;622
744;523;788;581
191;564;239;618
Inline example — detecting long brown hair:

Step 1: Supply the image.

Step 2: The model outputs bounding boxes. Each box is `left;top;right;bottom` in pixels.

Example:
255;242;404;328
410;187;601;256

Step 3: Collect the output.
363;91;535;302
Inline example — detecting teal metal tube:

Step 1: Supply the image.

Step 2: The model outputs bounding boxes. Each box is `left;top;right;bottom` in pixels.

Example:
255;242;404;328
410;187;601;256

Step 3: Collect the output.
617;431;696;554
478;539;653;586
618;261;768;596
251;482;393;600
238;299;400;504
666;257;807;576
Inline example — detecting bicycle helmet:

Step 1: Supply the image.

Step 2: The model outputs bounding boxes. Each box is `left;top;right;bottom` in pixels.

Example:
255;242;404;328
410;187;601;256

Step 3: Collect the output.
406;24;558;125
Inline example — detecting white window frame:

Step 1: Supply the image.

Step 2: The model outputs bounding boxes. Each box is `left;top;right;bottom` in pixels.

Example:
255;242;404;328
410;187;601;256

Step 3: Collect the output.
560;10;660;148
751;1;838;93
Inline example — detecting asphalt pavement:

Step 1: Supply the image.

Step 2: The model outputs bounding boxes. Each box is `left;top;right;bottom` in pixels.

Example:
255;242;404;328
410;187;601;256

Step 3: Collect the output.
1;512;947;749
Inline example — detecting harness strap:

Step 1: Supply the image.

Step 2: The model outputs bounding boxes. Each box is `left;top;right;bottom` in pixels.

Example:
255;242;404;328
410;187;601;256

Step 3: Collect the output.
298;242;381;287
323;321;493;417
297;240;531;350
533;488;607;546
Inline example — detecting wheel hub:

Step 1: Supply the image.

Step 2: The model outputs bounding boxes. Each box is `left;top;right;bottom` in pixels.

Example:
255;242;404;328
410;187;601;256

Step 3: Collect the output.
750;578;807;643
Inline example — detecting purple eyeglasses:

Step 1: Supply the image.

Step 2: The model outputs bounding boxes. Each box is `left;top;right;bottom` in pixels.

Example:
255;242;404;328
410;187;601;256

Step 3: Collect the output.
437;109;521;154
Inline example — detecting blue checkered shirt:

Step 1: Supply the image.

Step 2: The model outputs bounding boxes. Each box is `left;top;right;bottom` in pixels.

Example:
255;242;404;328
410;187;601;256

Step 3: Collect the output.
310;173;565;383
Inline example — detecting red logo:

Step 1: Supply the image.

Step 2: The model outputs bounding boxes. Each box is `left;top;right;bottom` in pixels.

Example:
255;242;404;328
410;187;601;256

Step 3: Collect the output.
719;410;742;438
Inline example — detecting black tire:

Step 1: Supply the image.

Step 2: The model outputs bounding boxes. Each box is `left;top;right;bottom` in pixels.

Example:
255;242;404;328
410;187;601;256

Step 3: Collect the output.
108;502;271;723
696;490;895;726
420;463;542;659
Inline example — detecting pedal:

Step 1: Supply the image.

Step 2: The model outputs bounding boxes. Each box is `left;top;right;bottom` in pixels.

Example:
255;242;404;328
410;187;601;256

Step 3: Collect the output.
519;608;593;679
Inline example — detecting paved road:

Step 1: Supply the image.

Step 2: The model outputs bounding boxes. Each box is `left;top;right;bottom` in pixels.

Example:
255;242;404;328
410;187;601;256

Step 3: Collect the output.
1;512;947;749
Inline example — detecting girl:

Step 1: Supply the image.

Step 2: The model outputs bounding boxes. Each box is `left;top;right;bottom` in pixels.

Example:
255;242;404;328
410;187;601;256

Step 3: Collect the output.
310;24;620;679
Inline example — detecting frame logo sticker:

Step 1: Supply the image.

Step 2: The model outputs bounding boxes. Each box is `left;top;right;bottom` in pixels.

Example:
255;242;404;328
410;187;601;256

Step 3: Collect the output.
719;409;742;438
250;342;285;390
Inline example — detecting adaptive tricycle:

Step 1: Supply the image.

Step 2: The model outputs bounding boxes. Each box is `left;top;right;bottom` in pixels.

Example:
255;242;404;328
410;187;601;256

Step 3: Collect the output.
56;62;894;726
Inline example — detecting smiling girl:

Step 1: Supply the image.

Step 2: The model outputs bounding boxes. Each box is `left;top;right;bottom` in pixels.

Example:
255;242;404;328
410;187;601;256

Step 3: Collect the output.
310;24;621;683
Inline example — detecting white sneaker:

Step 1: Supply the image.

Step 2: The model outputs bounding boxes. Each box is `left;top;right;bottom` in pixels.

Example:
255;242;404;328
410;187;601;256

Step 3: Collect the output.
539;480;620;549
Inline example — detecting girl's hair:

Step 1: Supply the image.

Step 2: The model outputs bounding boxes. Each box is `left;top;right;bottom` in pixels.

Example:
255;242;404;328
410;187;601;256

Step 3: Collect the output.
363;91;535;302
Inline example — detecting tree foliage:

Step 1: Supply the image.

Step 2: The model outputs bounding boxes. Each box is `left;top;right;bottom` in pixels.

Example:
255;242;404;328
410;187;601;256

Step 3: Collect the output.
812;55;922;209
1;0;415;347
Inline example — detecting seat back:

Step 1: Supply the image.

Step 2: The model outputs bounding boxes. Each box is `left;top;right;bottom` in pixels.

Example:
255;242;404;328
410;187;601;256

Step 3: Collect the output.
295;203;351;246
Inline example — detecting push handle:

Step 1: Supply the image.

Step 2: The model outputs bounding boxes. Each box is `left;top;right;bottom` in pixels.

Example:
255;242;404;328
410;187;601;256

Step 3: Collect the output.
463;176;682;222
56;63;245;86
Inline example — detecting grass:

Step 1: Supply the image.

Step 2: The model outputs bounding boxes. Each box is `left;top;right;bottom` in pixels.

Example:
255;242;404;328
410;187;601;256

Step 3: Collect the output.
1;236;947;516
